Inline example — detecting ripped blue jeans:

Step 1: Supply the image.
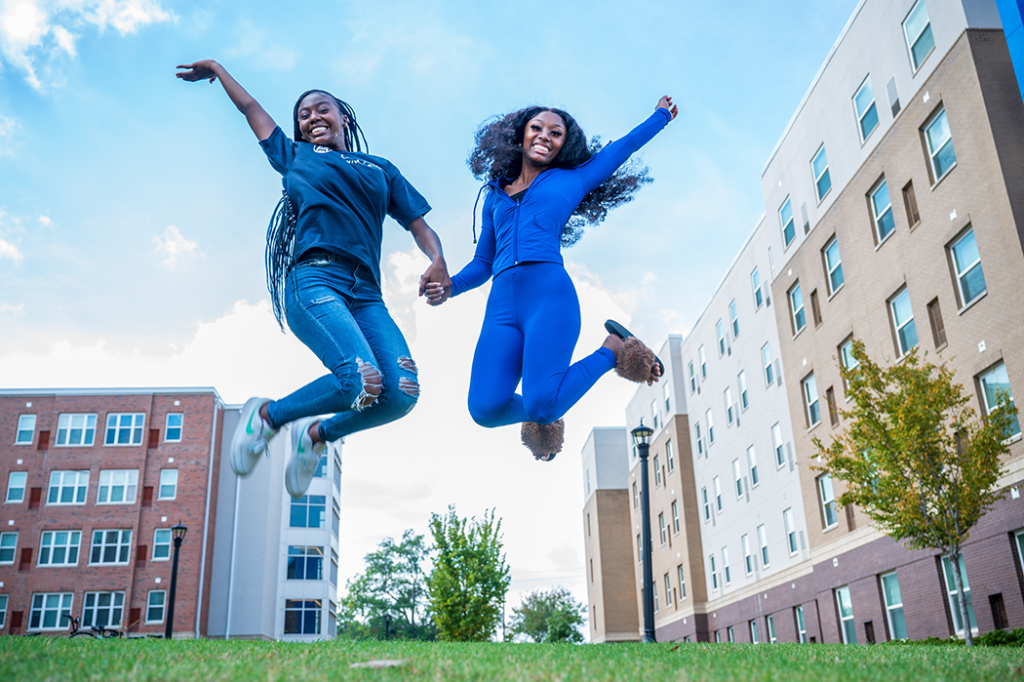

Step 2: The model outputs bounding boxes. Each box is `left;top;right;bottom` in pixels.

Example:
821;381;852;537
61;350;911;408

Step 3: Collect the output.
264;257;419;442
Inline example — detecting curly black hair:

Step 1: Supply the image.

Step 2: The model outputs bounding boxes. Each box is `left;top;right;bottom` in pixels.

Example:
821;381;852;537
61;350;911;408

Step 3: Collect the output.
292;89;368;152
467;106;652;247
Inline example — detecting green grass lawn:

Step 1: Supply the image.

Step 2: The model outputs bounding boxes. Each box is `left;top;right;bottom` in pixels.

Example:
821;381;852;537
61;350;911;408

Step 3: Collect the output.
0;638;1021;682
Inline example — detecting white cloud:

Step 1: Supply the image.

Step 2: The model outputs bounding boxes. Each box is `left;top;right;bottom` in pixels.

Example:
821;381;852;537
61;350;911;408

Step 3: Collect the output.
0;115;15;155
153;225;198;267
0;302;24;314
0;237;23;263
38;215;52;225
224;18;297;72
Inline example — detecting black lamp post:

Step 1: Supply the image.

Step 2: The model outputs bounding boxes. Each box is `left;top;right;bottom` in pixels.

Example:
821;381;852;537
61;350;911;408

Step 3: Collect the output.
632;420;656;643
165;523;187;640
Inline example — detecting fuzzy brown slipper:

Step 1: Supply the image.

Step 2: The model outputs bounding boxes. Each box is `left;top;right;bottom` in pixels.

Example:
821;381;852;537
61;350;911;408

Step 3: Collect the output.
521;419;565;461
615;337;659;383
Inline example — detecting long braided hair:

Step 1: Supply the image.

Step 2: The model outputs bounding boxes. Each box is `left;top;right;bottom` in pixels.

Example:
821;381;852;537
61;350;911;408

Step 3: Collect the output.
266;90;368;331
467;106;652;248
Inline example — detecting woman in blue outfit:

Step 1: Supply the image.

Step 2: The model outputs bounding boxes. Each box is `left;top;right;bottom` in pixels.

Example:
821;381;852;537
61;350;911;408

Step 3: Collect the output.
425;97;677;459
177;60;451;496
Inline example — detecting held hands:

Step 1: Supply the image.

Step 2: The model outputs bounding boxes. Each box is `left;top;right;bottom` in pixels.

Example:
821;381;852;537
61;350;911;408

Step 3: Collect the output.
419;258;452;306
176;60;220;83
656;95;678;121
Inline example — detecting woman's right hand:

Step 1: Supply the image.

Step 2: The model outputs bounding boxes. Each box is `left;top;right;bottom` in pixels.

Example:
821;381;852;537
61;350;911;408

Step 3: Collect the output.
176;60;220;83
656;95;678;121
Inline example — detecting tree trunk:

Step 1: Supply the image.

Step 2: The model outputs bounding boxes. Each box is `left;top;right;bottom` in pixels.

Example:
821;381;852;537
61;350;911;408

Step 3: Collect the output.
949;550;974;646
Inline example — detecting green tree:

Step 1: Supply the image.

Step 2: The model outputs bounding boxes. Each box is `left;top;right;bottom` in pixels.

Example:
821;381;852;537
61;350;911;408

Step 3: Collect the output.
337;529;435;640
426;506;511;642
508;586;586;643
815;342;1016;645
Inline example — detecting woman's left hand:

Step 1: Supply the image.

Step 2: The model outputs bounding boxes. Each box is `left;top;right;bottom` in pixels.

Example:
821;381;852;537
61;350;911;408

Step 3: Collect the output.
419;259;452;306
656;95;678;121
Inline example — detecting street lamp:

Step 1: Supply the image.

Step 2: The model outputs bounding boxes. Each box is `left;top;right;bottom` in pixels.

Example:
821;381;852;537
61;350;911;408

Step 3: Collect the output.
631;420;656;643
165;523;187;640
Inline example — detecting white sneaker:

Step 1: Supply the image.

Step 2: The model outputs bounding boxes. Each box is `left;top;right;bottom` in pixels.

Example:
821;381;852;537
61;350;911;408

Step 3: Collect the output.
230;397;278;477
286;417;327;499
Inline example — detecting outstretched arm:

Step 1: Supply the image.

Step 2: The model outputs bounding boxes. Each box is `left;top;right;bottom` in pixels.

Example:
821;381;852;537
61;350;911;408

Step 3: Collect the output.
176;60;277;142
410;217;452;306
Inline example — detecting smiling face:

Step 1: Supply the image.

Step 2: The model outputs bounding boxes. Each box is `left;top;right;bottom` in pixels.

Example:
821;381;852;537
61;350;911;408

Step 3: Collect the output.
521;110;566;168
297;93;348;151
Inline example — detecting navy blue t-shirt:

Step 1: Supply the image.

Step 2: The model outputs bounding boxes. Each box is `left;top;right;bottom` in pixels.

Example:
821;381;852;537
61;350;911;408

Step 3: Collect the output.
259;126;431;288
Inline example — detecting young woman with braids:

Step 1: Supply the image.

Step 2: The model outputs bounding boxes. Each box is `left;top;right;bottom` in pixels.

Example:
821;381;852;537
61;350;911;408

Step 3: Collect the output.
177;60;451;496
424;97;677;460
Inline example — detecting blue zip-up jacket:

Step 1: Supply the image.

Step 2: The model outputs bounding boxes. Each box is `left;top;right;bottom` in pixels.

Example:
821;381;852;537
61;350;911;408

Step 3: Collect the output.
450;107;671;296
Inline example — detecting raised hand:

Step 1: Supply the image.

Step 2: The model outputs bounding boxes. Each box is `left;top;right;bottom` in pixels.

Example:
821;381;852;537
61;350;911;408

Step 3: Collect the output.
176;60;219;83
656;95;678;121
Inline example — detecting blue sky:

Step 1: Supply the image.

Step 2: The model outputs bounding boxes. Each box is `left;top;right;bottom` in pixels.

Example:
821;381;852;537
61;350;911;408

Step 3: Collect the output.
0;0;857;634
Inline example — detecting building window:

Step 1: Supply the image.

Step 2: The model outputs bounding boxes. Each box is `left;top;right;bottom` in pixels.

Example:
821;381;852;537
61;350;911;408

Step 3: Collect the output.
903;0;935;71
725;387;734;425
288;546;324;580
706;409;715;444
714;476;723;513
664;573;672;606
950;229;986;307
840;337;859;386
715;630;722;643
880;571;908;640
811;145;831;201
0;595;7;629
699;345;707;378
290;495;326;528
738;371;749;410
104;413;145;446
702;487;710;521
826;386;839;426
83;592;124;629
146;591;166;623
165;414;183;442
750;619;759;644
652;581;659;613
38;530;81;566
752;268;764;308
767;614;777;643
331;549;339;587
659;513;667;545
29;593;73;630
15;415;35;445
733;459;743;497
819;474;838;528
795;605;808;643
637;534;643;561
333;454;342;490
727;626;735;643
925;107;956;181
772;423;784;467
159;469;178;500
853;77;879;141
890;288;918;357
688;361;696;393
762;343;774;385
870;179;896;243
6;471;26;503
784;509;797;554
730;300;739;337
153;529;171;561
780;197;796;247
651;400;659;431
717;320;726;356
666;439;674;472
722;547;732;585
677;564;686;600
743;534;753;574
803;373;821;427
835;586;857;643
758;524;769;567
810;289;822;327
97;469;139;504
709;554;719;591
56;413;96;447
90;530;132;565
632;481;639;509
747;446;759;487
927;299;947;348
695;422;704;457
47;470;89;505
663;382;671;413
654;455;662;486
978;362;1020;439
672;500;680;534
823;238;844;295
331;503;340;540
903;181;920;227
0;532;16;564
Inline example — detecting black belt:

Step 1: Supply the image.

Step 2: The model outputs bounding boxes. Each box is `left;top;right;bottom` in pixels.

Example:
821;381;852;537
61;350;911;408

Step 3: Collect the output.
295;249;354;268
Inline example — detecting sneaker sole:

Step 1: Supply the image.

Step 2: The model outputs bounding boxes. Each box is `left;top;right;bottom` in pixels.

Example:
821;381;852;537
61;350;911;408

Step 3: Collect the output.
230;397;267;477
285;419;323;498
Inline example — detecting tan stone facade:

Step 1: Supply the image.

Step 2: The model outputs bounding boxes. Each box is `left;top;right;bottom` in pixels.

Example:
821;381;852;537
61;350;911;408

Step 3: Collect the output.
583;489;639;642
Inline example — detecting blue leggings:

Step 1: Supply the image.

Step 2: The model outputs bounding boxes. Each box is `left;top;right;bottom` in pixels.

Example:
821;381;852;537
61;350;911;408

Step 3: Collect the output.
467;262;616;427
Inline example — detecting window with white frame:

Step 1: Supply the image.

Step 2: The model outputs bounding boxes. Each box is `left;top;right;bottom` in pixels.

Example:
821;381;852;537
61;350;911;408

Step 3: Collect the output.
750;619;759;644
772;423;785;467
979;362;1021;439
709;554;719;590
651;400;659;431
666;439;674;472
780;197;796;247
0;532;16;564
15;415;35;445
285;600;323;635
6;471;26;503
743;534;753;574
1015;530;1024;577
942;555;978;634
747;446;759;487
762;343;774;385
89;530;132;565
870;179;895;243
738;371;748;410
0;594;7;629
699;345;707;378
47;470;89;505
730;300;739;337
659;513;667;545
824;237;844;295
803;373;821;427
288;546;324;580
795;605;808;643
98;469;139;505
38;530;81;566
925;107;956;181
632;481;639;509
784;509;797;555
714;476;722;513
811;145;831;201
840;337;859;378
331;549;339;587
56;413;96;447
146;591;165;623
819;474;838;528
83;592;124;629
758;524;769;567
752;268;763;308
104;413;145;446
725;387;734;425
950;229;986;307
722;547;732;585
290;495;326;528
695;422;704;456
688;362;696;393
159;469;178;500
903;0;935;71
663;382;671;413
890;288;919;357
29;592;73;630
677;564;686;599
664;573;672;606
733;459;743;497
789;283;806;334
835;586;857;643
727;626;735;643
717;320;726;355
767;614;777;643
652;581;659;613
153;529;171;561
880;571;908;640
853;76;879;141
672;500;680;534
637;534;642;560
706;409;715;444
702;487;710;521
165;413;183;442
